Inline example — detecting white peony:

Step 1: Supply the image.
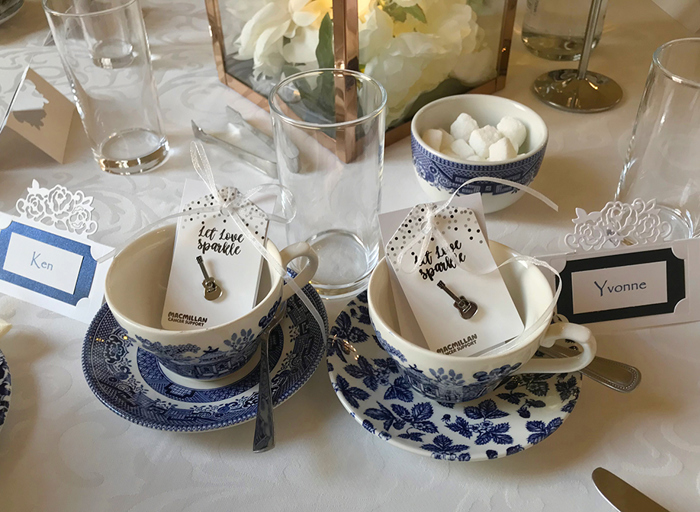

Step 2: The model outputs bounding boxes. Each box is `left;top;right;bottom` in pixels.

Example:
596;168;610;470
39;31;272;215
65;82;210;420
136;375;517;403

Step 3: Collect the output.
230;0;496;125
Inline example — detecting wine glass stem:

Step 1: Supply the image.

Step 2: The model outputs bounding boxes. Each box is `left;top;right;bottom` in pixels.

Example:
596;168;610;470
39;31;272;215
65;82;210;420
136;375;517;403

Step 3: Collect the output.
577;0;604;80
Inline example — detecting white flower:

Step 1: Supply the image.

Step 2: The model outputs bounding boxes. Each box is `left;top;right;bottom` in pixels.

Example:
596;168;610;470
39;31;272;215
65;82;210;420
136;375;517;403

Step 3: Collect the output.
232;0;496;125
359;7;393;63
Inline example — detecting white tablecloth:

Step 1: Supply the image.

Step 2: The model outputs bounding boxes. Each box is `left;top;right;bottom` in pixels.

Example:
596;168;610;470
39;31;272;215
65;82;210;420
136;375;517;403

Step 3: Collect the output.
0;1;697;511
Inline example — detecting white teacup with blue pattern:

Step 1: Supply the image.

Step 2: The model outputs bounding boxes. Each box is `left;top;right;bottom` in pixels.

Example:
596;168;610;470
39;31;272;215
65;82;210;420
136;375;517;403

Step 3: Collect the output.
105;225;318;381
368;242;596;403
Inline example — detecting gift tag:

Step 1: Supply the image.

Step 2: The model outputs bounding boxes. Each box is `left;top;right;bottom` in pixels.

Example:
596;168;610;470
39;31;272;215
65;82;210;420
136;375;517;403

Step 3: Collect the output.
386;204;523;357
160;181;268;330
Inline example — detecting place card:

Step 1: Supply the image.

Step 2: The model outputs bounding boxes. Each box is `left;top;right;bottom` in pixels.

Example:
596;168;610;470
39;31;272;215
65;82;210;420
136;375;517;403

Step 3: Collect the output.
540;240;700;333
538;199;700;333
160;180;269;330
385;200;523;357
0;67;75;163
0;180;112;323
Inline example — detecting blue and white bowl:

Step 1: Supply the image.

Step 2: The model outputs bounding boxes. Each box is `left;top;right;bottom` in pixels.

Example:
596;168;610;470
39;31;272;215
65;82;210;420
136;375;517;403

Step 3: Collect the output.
411;94;548;213
105;225;317;381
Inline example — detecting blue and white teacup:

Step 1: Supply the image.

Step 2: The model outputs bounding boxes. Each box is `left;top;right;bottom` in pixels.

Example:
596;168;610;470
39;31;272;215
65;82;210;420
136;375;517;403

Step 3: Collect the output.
411;94;548;213
367;242;596;403
105;225;317;381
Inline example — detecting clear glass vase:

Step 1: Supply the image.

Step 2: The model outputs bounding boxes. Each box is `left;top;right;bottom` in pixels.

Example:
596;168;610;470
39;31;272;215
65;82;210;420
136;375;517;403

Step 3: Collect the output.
269;69;387;299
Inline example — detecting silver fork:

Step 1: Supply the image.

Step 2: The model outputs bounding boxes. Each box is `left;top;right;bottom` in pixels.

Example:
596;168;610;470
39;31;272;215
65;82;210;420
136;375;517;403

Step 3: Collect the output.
253;304;287;453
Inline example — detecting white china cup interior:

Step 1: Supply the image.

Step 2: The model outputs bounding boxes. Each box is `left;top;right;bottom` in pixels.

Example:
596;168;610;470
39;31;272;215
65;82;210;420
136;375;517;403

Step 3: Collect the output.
105;224;277;332
371;241;553;358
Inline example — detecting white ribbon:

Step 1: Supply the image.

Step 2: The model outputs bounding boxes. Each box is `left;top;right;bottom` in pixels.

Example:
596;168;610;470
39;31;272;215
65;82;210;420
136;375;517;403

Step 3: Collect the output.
99;141;328;343
190;141;328;342
395;177;564;350
397;177;558;274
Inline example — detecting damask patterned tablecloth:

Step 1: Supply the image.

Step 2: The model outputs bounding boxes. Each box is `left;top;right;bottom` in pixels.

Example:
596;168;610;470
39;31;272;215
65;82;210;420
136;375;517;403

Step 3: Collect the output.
0;1;697;511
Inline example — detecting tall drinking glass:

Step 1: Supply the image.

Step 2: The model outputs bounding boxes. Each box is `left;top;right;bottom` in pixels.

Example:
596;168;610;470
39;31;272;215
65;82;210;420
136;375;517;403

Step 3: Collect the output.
269;69;387;299
43;0;168;175
617;38;700;239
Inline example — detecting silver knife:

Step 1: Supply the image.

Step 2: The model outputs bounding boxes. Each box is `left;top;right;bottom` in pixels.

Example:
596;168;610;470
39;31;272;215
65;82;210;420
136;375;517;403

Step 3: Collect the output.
593;468;671;512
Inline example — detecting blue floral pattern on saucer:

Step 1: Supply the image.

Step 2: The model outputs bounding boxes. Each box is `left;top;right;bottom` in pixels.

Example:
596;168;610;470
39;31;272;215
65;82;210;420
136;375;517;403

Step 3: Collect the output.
0;349;10;433
82;284;327;432
327;292;582;461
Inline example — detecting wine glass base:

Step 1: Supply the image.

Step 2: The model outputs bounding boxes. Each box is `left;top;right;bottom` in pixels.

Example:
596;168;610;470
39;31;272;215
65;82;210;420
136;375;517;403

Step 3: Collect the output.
532;69;623;113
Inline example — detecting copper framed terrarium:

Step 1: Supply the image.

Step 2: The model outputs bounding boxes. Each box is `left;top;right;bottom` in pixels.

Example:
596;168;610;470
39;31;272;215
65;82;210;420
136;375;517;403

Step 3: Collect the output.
205;0;517;145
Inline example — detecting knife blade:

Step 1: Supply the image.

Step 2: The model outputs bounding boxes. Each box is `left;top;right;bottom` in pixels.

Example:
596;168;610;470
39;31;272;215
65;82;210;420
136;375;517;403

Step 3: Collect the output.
592;468;670;512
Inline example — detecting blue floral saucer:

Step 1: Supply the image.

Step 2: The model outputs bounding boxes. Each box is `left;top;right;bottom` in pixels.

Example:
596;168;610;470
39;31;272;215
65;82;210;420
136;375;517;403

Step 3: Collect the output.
0;349;10;433
328;292;582;461
82;284;327;432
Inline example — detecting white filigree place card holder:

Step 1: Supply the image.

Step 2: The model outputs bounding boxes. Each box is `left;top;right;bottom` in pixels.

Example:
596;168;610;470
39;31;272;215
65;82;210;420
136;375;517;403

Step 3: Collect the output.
539;199;700;333
0;180;112;323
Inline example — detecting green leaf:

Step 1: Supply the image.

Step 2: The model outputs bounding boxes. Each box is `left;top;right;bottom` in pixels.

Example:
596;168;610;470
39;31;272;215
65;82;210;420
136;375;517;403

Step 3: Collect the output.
316;13;334;69
404;4;426;23
381;1;426;23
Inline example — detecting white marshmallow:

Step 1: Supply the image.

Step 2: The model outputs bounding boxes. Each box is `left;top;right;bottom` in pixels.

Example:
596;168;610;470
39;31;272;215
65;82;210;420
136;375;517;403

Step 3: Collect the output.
450;113;479;141
422;129;443;152
488;137;517;161
467;154;484;162
450;139;476;160
439;129;455;152
468;125;504;158
497;116;527;150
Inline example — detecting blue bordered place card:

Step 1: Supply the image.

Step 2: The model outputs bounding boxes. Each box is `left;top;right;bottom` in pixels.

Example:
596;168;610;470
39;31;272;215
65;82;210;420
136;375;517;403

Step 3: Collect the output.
0;181;112;323
539;200;700;333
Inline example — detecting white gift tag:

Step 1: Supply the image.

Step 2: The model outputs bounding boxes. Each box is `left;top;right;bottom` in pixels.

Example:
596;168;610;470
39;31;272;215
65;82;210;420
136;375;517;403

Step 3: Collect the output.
386;204;523;357
160;181;269;330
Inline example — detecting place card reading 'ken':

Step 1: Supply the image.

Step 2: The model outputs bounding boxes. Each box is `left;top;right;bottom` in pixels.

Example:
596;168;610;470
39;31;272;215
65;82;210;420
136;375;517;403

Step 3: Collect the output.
0;181;112;323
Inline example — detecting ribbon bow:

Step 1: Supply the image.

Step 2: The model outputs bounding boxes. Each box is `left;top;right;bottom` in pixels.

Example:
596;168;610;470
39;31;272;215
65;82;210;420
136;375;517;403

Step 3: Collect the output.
99;142;327;343
397;177;558;275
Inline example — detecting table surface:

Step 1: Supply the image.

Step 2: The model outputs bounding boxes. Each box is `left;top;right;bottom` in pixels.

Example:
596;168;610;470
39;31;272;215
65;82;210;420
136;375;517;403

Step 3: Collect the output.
0;1;697;511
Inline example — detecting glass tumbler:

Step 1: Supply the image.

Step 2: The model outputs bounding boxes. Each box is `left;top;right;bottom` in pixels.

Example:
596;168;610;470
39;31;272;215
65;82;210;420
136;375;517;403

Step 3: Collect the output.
522;0;608;61
43;0;168;174
269;69;387;299
617;38;700;239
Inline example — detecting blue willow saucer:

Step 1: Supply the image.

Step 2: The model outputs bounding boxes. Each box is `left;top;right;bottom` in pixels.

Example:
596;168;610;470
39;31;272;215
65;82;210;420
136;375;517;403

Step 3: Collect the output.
82;284;327;432
327;292;582;461
0;349;10;433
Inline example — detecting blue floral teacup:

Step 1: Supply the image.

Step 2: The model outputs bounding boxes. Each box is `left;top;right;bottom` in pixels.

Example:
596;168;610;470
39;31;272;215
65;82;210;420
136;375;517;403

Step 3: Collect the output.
105;225;317;381
367;242;596;403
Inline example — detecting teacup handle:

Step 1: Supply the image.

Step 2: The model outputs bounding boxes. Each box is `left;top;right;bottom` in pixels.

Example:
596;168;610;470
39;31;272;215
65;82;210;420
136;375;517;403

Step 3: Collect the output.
513;323;597;375
279;242;319;301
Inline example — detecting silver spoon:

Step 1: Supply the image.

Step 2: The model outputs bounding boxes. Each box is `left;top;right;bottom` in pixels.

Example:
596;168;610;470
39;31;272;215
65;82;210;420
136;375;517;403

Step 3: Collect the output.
538;344;641;393
253;304;287;453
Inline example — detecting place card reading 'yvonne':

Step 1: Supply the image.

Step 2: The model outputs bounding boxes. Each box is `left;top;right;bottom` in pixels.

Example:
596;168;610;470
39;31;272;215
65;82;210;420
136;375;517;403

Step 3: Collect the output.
0;181;112;323
386;204;523;357
160;180;269;330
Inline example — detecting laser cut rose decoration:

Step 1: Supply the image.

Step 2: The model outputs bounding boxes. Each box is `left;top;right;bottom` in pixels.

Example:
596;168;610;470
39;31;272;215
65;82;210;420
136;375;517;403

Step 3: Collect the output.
564;199;672;252
15;180;98;237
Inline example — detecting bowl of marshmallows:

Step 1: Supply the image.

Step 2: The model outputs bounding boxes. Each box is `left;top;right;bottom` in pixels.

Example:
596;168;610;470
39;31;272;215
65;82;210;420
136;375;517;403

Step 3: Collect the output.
411;94;548;213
